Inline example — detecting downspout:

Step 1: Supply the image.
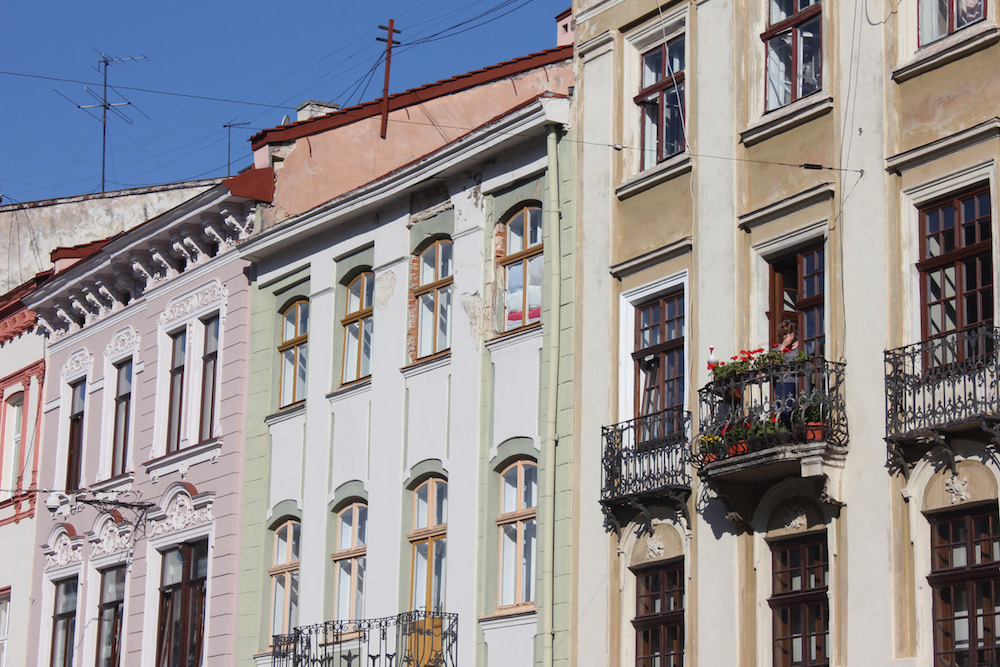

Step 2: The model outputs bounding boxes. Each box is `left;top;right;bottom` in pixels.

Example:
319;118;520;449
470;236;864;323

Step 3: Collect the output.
541;122;561;667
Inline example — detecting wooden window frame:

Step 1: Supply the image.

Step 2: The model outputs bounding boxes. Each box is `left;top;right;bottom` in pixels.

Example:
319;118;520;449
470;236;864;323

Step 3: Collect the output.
3;392;24;494
928;505;1000;667
409;478;448;611
110;361;131;479
165;330;187;454
632;558;685;667
198;315;219;443
332;502;367;621
95;566;125;667
156;540;208;667
768;243;825;356
414;240;454;359
0;588;8;667
50;577;77;667
278;301;309;407
633;291;685;422
497;460;537;610
341;272;375;385
499;206;544;332
66;380;86;492
768;533;829;667
919;0;986;46
635;35;686;169
269;520;301;638
762;0;823;111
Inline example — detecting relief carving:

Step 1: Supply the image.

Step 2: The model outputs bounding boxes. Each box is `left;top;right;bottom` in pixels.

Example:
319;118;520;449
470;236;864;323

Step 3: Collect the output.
89;518;134;557
946;474;972;504
105;326;141;359
158;281;227;327
148;493;213;537
60;349;94;380
783;505;808;531
44;532;83;570
0;308;37;345
645;533;665;561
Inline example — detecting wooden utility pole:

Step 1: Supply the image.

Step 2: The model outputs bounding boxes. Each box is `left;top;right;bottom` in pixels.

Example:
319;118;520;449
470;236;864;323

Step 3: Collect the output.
377;20;401;139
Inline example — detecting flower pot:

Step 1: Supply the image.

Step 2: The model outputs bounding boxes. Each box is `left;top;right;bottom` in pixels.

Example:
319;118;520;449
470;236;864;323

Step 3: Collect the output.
701;451;718;465
804;422;826;441
729;440;749;456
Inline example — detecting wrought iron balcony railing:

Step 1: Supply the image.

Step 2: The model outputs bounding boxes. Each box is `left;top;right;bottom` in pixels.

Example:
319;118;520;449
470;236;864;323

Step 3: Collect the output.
272;610;458;667
696;357;847;467
601;407;692;503
885;325;1000;441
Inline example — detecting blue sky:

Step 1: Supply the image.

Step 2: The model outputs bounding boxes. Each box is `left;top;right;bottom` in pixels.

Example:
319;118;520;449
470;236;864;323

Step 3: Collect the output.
0;0;566;204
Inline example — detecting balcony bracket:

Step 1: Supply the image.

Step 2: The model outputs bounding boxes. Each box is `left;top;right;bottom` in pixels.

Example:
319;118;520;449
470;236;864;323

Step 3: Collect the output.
602;503;622;536
886;438;912;480
979;417;1000;451
627;497;656;537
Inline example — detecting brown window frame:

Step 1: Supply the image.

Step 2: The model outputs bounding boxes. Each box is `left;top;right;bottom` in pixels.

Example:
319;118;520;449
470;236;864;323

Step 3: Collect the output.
769;532;829;667
919;0;986;46
156;540;208;667
165;330;187;454
928;505;1000;667
635;35;686;169
409;478;448;611
111;361;132;479
414;239;454;359
50;577;77;667
768;244;825;357
198;315;219;443
269;520;301;638
66;380;86;491
499;206;544;332
497;460;537;610
762;0;822;112
632;558;685;667
95;565;126;667
341;272;375;385
278;301;309;407
332;502;367;621
634;291;685;423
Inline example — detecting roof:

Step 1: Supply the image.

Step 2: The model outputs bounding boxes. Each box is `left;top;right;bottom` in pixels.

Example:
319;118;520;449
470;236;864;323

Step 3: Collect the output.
50;237;116;263
251;45;573;150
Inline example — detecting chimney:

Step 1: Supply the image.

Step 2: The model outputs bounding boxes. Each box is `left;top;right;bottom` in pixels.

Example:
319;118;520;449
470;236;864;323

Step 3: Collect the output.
555;8;574;47
296;100;340;122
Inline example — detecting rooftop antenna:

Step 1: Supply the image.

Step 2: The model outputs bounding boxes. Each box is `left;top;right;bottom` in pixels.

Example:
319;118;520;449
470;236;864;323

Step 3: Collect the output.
376;20;401;139
55;51;148;193
222;120;250;177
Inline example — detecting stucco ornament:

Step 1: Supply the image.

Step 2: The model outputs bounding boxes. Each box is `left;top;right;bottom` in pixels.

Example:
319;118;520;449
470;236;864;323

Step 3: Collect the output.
45;533;83;570
645;533;665;561
783;505;809;531
104;326;141;359
946;474;971;504
158;280;228;327
60;348;94;380
90;519;134;557
0;308;37;345
149;493;213;537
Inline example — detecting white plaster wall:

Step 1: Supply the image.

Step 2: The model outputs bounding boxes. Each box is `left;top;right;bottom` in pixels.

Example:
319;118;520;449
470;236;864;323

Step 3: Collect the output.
405;366;450;471
482;613;537;667
267;412;305;509
489;332;542;453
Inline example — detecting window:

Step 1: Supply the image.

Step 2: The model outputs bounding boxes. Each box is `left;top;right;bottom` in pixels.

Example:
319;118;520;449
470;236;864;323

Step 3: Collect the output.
918;187;992;352
166;330;186;454
333;503;367;620
769;245;825;356
198;315;219;442
498;460;537;608
279;301;309;406
66;380;86;491
635;291;685;423
928;506;1000;666
270;520;300;637
50;577;77;667
920;0;985;45
0;590;9;667
156;540;208;667
414;240;453;358
111;362;132;478
633;559;684;667
96;566;126;667
2;393;24;494
769;534;829;667
410;479;447;611
764;0;822;111
637;36;685;168
500;207;544;332
342;273;374;384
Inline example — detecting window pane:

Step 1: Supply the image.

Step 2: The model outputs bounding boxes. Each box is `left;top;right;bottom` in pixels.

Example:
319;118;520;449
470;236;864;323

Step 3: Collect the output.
439;242;453;279
420;247;436;285
501;524;517;606
272;573;286;635
503;467;518;513
419;293;435;357
275;525;288;565
360;318;373;378
281;349;295;405
364;274;375;309
344;322;359;383
522;519;536;603
667;37;685;74
171;331;186;367
523;464;537;509
162;549;183;586
289;571;299;630
432;538;447;611
663;82;685;157
117;361;132;397
505;262;524;331
339;507;354;551
348;277;362;314
414;542;428;608
527;254;543;326
920;0;948;43
529;208;543;247
283;307;296;341
416;484;429;530
357;505;368;545
508;212;525;255
71;381;86;414
204;317;219;355
296;343;308;398
771;0;794;22
291;523;301;561
642;97;660;167
435;480;448;526
298;303;309;336
766;33;793;111
355;556;366;618
798;15;822;98
642;48;663;88
337;561;352;619
437;286;452;353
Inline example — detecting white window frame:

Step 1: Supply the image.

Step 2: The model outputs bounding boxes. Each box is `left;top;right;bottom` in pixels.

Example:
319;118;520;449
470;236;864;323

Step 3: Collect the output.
85;544;130;667
0;587;9;667
58;349;93;489
99;327;141;485
1;385;26;501
39;524;83;667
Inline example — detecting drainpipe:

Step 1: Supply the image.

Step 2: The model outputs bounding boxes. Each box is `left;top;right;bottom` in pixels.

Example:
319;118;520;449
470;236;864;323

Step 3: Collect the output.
541;122;561;667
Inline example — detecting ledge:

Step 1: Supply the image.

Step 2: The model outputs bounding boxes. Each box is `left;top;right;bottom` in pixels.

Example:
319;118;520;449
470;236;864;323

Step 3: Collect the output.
893;22;1000;83
144;438;222;483
609;237;693;279
478;607;537;626
485;324;542;352
89;473;134;495
401;352;451;379
885;117;1000;174
327;378;372;405
264;401;306;426
740;95;834;147
737;182;835;232
616;153;693;200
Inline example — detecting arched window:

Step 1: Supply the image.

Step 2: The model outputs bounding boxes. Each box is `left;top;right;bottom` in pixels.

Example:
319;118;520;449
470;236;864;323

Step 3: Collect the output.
414;240;453;358
498;460;537;607
333;502;367;620
270;520;301;637
279;301;309;406
500;206;543;332
342;272;374;384
409;478;447;611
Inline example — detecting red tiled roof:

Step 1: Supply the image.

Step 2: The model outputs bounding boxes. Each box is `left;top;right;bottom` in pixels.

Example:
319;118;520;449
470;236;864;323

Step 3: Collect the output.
250;45;573;150
49;237;116;263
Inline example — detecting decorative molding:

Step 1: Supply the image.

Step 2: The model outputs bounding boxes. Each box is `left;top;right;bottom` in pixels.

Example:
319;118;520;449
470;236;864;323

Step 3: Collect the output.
738;183;835;232
44;531;83;570
782;505;809;531
945;474;971;504
0;308;37;345
886;118;1000;174
104;326;141;359
145;439;223;483
740;95;834;148
893;23;1000;83
148;492;214;538
645;533;665;560
60;348;94;380
616;154;693;201
610;238;693;280
158;280;228;327
88;516;134;557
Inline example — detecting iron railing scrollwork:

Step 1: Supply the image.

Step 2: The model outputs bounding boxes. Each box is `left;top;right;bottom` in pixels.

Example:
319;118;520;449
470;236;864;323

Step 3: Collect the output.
695;357;847;467
885;325;1000;441
600;407;692;502
272;610;458;667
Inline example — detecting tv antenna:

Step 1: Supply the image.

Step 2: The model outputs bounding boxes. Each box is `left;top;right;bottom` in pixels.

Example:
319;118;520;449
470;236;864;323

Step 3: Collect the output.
54;51;148;192
222;119;250;176
377;20;401;139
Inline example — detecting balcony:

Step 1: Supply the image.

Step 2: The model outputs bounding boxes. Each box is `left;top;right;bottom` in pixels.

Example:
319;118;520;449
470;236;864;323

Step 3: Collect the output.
272;610;458;667
695;357;847;500
600;407;692;532
885;325;1000;461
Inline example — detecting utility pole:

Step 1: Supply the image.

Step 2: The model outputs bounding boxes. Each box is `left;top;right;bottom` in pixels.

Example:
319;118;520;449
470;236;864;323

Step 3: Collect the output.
223;120;250;176
376;20;401;139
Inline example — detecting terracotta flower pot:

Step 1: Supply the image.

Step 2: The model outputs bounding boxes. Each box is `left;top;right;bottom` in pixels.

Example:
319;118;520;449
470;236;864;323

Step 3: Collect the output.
729;441;749;456
804;421;826;441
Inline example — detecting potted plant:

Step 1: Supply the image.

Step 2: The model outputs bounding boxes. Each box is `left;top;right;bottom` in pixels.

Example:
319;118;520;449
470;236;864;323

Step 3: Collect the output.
802;401;827;441
698;434;722;464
